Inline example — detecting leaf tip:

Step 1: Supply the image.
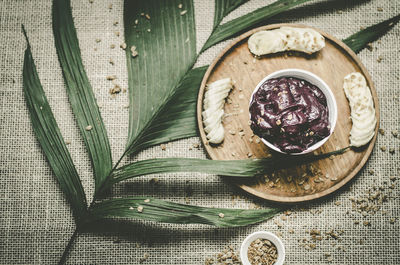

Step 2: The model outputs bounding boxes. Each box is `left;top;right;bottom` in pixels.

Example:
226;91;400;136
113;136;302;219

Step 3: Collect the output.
21;24;29;46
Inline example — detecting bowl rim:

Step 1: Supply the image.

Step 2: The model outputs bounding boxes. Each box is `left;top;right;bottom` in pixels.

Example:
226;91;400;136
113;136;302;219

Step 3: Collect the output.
249;68;338;155
240;231;285;265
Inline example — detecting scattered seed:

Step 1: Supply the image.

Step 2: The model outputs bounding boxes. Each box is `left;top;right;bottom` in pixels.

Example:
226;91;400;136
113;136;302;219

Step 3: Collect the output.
160;144;166;150
366;43;373;51
120;42;127;50
377;55;383;63
109;58;114;65
363;221;370;226
95;38;101;43
113;21;118;26
110;44;116;49
380;146;387;152
108;3;112;10
228;129;236;135
389;176;396;181
106;75;117;80
180;10;187;15
144;199;150;203
134;19;139;25
139;252;149;263
109;85;121;95
85;125;93;131
276;119;281;126
389;148;395;154
247;152;253;158
137;206;143;213
218;213;225;218
390;218;396;224
147;29;151;32
378;128;385;135
392;130;398;137
89;0;94;3
377;7;383;12
149;178;159;185
145;14;150;20
129;206;134;210
131;46;138;57
65;140;71;145
304;184;311;191
114;31;120;37
178;3;183;9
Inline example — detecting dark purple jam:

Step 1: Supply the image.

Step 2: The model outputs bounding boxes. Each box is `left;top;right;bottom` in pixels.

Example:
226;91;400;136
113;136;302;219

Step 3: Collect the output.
249;77;330;153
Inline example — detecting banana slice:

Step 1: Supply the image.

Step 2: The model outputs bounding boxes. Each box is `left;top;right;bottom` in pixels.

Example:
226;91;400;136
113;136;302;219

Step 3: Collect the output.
248;26;325;56
343;72;377;147
202;78;233;144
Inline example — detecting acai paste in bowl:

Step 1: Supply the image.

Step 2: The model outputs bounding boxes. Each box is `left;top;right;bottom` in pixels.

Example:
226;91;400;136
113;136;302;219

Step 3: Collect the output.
249;76;330;153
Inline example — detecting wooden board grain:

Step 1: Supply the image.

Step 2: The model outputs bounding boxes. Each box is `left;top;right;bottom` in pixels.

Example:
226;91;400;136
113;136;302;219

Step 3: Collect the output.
197;24;379;203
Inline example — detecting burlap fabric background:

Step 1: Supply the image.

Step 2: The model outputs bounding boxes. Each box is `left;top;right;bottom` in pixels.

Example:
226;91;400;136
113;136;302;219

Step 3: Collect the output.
1;0;399;264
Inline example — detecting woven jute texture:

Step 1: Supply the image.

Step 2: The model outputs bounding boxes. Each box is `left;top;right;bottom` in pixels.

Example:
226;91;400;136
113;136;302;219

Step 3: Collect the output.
1;0;399;264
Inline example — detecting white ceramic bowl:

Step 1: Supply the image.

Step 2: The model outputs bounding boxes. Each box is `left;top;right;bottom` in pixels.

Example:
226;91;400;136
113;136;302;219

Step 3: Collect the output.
240;231;285;265
249;68;338;155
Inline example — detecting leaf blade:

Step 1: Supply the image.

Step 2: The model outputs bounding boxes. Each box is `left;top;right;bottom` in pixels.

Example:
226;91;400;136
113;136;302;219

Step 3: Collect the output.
343;14;400;53
127;66;207;154
213;0;248;29
105;148;349;190
203;0;312;51
22;27;87;220
124;0;197;153
52;0;112;192
90;197;280;227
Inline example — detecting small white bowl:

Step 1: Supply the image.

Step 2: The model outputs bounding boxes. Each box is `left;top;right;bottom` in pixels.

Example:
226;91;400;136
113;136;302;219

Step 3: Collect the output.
240;231;285;265
249;68;338;155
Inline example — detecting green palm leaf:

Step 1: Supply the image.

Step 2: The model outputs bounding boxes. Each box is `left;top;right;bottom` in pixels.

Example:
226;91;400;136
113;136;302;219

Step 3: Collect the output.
213;0;248;29
52;0;112;193
343;14;400;53
22;27;87;221
90;197;280;227
99;147;349;192
124;0;197;155
203;0;312;51
127;66;207;155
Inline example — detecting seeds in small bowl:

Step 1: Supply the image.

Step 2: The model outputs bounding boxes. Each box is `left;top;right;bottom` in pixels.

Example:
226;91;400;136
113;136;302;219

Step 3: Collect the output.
241;231;285;265
248;238;278;265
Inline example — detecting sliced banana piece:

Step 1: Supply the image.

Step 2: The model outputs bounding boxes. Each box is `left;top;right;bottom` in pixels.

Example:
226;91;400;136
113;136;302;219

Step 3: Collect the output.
343;72;377;147
202;78;233;144
248;26;325;56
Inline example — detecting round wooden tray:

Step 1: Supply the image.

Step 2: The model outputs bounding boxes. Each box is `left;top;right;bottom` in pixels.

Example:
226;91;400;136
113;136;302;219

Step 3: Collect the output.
197;24;379;203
